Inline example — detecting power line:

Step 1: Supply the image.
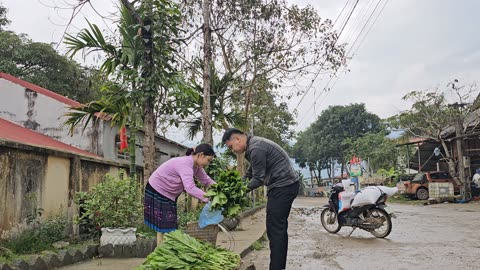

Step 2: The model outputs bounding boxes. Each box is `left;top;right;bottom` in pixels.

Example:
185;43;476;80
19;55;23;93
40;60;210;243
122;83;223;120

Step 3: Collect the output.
286;0;352;104
340;0;375;45
349;0;390;57
292;0;360;113
296;0;390;128
296;0;388;126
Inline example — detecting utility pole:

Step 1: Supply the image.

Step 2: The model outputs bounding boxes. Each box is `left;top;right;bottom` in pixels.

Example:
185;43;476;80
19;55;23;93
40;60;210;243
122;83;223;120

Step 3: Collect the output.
417;142;422;172
455;120;469;200
450;102;471;200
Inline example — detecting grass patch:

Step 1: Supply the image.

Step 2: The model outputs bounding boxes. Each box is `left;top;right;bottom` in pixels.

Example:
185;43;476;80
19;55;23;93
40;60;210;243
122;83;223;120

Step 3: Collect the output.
388;195;426;205
251;240;264;250
251;234;267;251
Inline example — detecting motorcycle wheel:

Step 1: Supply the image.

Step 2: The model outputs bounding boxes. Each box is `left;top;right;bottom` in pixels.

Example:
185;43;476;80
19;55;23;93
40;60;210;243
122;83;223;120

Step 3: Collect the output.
320;208;341;233
368;208;392;238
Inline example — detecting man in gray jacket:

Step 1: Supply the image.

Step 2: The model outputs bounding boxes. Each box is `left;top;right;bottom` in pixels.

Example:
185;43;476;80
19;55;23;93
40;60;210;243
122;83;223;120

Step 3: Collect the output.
222;128;299;270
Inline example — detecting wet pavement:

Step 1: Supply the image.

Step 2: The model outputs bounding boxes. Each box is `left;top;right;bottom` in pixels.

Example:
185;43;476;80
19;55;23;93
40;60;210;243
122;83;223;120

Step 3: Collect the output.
244;197;480;270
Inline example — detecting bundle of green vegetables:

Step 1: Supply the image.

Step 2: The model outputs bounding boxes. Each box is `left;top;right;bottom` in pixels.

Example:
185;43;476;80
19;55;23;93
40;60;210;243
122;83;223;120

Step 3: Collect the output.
205;170;250;218
136;230;240;270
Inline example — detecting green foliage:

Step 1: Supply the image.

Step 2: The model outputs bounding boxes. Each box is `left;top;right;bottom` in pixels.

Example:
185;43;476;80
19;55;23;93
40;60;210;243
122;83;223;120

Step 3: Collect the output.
204;154;231;180
293;103;382;176
205;170;249;218
0;3;10;30
343;132;397;173
0;213;67;255
177;208;201;231
136;223;157;239
251;239;265;251
75;172;142;228
179;68;247;139
389;82;478;177
64;82;133;135
64;0;188;179
252;89;296;147
390;89;459;140
137;230;240;270
179;0;345;142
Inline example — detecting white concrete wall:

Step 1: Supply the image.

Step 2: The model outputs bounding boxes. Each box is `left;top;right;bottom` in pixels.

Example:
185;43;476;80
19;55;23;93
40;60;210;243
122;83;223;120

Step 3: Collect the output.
0;77;187;165
0;78;104;156
101;121;187;167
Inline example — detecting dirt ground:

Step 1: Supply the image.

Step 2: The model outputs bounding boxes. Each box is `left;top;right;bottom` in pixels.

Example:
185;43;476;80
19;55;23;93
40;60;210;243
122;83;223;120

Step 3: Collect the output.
243;197;480;270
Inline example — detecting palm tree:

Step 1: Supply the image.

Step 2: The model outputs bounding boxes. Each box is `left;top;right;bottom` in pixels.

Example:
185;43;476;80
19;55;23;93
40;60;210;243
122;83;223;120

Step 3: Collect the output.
64;4;143;178
64;83;139;177
185;68;246;140
64;0;182;180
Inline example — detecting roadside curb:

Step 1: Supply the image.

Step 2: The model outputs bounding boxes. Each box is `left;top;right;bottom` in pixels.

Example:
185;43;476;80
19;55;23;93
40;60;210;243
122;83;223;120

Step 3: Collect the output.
238;204;266;220
239;232;267;258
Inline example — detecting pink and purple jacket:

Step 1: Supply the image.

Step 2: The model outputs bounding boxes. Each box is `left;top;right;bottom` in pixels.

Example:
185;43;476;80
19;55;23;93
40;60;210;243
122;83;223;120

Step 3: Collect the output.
148;155;215;202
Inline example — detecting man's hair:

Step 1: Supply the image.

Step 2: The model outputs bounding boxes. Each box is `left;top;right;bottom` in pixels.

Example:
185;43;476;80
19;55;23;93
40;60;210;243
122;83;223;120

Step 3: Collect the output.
222;128;245;144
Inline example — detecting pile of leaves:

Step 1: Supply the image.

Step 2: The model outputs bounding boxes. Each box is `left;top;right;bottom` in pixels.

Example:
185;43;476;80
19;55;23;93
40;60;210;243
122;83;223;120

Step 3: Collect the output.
137;230;240;270
205;170;250;218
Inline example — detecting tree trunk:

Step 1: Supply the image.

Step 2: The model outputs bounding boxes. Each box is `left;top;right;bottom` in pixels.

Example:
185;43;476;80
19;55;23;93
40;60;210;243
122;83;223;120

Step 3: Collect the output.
141;12;156;182
236;153;246;176
311;169;318;186
143;98;156;181
201;0;213;145
455;119;470;199
328;159;333;180
128;127;136;179
129;81;137;179
340;162;344;179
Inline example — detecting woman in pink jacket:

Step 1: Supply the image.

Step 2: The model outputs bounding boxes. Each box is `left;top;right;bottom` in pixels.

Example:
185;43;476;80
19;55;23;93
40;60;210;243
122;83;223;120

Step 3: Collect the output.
143;143;216;244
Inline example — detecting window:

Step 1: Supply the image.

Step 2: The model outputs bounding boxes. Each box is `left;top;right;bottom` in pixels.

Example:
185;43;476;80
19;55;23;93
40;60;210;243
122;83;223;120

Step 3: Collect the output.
115;134;130;161
431;172;450;181
412;173;425;183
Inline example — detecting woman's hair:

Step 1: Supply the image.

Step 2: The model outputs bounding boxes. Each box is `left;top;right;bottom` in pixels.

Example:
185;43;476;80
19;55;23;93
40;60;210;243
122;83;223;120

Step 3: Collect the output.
185;143;215;157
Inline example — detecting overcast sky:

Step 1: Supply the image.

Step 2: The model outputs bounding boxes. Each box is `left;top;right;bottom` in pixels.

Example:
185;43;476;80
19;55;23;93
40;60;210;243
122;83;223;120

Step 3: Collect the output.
3;0;480;140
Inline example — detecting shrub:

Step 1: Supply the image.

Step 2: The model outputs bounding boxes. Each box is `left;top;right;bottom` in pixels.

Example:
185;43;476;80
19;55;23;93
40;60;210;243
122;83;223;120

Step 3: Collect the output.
75;172;142;229
0;213;67;255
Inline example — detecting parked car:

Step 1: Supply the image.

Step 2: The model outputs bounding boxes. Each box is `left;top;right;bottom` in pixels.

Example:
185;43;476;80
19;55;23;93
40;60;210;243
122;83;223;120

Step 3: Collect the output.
396;174;416;194
403;171;460;200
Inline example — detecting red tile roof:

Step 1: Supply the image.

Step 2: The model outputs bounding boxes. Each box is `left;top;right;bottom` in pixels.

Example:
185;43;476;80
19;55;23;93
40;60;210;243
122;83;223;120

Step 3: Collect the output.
0;72;82;107
0;118;101;159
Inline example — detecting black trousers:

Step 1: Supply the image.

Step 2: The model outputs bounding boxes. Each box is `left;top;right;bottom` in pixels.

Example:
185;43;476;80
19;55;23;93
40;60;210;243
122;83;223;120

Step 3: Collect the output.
266;181;299;270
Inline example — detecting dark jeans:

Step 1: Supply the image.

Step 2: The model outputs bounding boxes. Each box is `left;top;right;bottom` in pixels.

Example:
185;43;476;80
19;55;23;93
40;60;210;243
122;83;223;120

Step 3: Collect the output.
266;181;299;270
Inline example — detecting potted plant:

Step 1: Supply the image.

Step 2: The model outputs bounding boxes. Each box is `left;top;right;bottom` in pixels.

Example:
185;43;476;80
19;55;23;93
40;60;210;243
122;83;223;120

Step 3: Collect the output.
75;171;142;246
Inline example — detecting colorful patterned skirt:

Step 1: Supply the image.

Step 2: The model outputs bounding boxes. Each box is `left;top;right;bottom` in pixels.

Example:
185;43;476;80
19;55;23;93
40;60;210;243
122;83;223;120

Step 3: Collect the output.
144;182;177;233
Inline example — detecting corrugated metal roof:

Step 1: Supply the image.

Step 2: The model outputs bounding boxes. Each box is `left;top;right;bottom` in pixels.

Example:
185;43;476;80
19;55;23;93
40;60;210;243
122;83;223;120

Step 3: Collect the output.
0;117;101;159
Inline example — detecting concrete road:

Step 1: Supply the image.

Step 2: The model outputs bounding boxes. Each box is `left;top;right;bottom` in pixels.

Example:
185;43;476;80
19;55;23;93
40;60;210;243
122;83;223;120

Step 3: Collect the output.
244;197;480;270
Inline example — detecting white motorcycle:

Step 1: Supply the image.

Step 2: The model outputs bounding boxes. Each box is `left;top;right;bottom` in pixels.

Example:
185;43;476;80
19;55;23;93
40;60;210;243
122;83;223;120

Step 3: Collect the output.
320;185;395;238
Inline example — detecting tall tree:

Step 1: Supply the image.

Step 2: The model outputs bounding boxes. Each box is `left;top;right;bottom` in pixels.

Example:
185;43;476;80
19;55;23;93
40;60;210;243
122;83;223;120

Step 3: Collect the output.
181;66;246;139
251;87;295;148
201;0;213;145
179;0;345;173
65;0;183;180
293;103;382;178
0;2;10;31
391;81;479;186
343;132;398;174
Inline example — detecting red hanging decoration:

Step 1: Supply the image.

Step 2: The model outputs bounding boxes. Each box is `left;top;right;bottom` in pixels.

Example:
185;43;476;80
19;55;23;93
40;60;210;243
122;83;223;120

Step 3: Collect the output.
119;126;128;152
